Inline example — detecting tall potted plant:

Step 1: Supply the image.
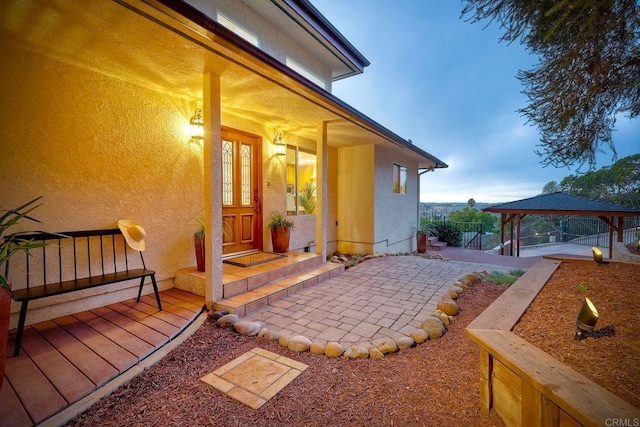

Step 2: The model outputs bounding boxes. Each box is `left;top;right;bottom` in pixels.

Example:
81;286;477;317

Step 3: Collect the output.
0;197;44;387
414;219;430;254
268;211;294;253
193;220;232;271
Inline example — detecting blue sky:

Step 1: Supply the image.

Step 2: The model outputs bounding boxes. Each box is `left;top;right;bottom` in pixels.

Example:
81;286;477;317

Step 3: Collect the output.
312;0;640;203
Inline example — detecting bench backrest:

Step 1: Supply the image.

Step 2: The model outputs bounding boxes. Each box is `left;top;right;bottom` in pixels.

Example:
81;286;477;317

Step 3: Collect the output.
4;228;147;291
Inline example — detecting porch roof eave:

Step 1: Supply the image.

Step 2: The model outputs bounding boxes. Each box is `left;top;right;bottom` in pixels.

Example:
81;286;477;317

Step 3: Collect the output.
154;0;447;169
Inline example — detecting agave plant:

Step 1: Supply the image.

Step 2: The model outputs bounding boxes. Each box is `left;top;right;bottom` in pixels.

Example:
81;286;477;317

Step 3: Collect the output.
0;197;45;293
298;181;316;214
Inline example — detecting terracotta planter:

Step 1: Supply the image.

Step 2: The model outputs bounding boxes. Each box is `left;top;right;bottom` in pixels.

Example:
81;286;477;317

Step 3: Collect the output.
417;233;428;253
271;227;291;253
0;287;10;388
194;235;205;272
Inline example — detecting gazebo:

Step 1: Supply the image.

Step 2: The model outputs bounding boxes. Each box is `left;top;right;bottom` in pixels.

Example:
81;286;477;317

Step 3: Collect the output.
483;192;640;258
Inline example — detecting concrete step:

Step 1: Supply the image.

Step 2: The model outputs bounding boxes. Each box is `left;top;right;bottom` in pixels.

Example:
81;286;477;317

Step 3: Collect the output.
213;262;345;316
427;236;447;251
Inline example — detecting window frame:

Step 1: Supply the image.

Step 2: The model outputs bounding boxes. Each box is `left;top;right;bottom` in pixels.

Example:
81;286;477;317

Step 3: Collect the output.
393;163;408;194
217;12;260;47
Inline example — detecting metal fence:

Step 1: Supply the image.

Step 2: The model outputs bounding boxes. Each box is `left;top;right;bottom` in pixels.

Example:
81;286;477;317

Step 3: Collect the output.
418;204;485;250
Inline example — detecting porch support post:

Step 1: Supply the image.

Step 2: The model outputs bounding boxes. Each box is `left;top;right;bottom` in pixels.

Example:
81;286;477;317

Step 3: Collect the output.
204;71;223;308
316;121;328;261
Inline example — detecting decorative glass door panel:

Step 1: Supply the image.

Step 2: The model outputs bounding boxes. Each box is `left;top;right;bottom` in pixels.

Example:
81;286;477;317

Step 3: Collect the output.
221;129;263;254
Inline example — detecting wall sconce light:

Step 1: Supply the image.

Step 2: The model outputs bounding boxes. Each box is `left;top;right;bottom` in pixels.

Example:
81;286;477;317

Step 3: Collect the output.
575;297;599;340
592;246;608;265
190;108;204;144
273;132;286;156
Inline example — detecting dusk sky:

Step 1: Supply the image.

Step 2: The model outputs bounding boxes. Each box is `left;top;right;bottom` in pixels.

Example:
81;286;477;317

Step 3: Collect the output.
312;0;639;203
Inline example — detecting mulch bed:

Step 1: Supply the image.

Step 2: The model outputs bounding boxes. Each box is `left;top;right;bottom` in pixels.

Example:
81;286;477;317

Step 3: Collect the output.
68;282;507;426
512;261;640;408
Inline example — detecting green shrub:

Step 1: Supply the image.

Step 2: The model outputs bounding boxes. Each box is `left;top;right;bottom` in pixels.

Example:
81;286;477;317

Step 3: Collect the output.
433;223;462;247
484;269;526;286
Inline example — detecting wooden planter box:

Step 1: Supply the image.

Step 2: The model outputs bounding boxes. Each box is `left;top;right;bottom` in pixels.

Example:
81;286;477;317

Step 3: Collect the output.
466;259;640;426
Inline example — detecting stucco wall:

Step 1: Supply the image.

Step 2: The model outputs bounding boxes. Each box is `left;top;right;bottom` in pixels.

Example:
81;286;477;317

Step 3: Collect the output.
0;40;206;326
373;145;418;254
336;144;375;254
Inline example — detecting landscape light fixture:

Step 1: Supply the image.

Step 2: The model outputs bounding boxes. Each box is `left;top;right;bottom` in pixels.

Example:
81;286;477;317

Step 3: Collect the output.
273;132;286;156
575;297;599;340
591;246;607;265
190;108;204;144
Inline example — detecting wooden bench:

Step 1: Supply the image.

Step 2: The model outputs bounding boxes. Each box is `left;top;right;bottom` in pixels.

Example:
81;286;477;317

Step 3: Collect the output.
4;228;162;356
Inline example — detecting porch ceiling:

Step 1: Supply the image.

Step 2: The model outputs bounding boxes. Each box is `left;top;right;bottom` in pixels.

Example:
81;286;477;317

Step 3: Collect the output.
0;0;432;159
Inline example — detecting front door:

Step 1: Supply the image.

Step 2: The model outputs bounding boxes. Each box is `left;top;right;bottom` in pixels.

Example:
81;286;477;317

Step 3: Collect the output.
221;128;263;254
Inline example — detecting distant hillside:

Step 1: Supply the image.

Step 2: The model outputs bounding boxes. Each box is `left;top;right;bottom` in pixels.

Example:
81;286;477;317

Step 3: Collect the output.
421;202;497;217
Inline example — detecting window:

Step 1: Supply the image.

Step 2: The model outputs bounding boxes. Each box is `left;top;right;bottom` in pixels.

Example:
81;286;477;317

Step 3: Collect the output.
286;145;317;215
286;57;327;89
217;13;260;47
393;164;407;194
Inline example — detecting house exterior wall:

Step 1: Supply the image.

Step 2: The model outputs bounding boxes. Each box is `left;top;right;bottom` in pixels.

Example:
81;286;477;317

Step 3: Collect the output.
336;144;375;254
186;0;332;91
326;145;339;255
373;144;419;254
0;40;204;326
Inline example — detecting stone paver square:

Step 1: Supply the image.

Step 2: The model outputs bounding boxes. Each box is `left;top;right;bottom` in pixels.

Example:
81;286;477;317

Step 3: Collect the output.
200;348;308;409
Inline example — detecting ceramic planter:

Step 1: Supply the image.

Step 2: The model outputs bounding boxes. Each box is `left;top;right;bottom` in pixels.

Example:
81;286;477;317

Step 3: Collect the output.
271;227;291;253
194;235;205;272
417;233;428;253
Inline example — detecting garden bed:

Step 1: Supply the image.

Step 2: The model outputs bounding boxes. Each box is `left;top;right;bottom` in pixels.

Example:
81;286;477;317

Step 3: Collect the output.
466;259;640;426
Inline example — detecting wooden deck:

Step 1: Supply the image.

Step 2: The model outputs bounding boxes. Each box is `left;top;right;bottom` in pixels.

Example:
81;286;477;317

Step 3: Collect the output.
0;288;204;427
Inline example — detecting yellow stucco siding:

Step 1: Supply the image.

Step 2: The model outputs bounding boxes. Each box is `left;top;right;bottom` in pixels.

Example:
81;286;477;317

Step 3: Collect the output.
336;144;375;253
1;40;204;324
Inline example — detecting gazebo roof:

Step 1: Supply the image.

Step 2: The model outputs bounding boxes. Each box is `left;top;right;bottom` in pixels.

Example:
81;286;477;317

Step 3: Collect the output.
483;192;640;217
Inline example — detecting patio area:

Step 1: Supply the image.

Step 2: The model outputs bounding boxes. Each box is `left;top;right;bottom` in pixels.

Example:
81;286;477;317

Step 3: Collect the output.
1;247;543;426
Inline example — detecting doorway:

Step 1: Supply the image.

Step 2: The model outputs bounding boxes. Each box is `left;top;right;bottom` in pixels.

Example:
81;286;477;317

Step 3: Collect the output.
221;128;263;255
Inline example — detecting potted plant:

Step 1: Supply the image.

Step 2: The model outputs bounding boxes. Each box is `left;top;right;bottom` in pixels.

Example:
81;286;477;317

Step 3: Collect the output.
268;211;294;253
414;219;430;254
298;182;316;214
0;197;44;387
193;220;232;272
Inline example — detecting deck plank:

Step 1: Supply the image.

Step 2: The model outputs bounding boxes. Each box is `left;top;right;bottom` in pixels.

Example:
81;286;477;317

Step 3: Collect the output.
120;298;190;328
152;293;203;312
4;347;67;424
20;327;93;403
107;302;180;338
139;294;199;320
0;380;33;427
163;288;206;305
72;311;155;360
32;320;118;387
90;306;169;347
54;315;137;373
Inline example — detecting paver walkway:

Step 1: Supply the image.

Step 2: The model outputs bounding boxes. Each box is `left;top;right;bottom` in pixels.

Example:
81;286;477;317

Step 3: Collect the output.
243;255;521;349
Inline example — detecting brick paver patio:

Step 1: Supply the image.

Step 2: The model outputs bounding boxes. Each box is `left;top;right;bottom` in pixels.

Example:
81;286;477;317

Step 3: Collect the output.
243;255;518;348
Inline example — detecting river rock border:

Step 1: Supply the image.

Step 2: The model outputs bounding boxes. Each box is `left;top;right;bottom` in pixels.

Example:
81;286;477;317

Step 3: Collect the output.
212;270;488;359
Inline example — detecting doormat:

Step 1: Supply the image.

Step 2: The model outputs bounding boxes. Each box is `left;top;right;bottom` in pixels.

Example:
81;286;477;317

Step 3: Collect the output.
223;252;286;268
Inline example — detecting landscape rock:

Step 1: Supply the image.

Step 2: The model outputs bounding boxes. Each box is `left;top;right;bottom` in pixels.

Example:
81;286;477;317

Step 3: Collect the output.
310;342;325;355
396;336;415;350
211;311;229;320
233;320;262;336
452;285;465;295
410;329;429;344
325;342;345;358
437;299;460;316
288;335;312;352
446;289;459;299
374;338;398;354
258;327;269;338
216;314;239;327
278;335;289;347
349;345;370;359
369;347;385;359
264;330;281;341
420;317;446;339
